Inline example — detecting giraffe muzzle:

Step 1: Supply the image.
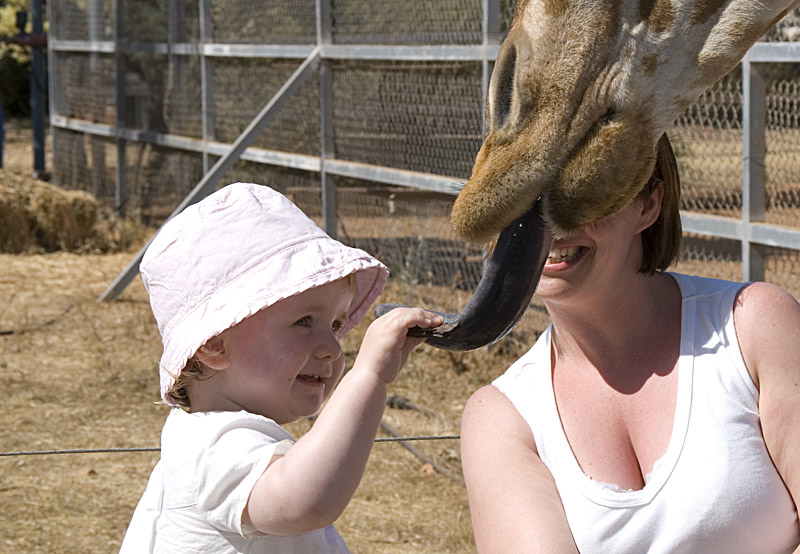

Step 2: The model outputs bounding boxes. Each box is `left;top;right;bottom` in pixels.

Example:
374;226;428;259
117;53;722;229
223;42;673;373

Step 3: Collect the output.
374;199;553;351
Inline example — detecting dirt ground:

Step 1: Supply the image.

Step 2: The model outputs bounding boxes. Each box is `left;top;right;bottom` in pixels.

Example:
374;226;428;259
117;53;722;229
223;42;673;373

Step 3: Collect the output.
4;124;794;553
0;129;546;553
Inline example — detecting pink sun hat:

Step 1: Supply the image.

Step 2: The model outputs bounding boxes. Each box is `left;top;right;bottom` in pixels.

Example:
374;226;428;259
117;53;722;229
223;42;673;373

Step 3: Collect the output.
140;182;389;405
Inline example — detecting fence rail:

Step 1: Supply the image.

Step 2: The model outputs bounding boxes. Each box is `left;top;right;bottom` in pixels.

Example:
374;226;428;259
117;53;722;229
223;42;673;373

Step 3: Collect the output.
46;0;800;299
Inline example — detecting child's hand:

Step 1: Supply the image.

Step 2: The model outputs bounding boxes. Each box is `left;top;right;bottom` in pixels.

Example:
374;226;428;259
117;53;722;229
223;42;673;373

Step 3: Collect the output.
354;308;443;384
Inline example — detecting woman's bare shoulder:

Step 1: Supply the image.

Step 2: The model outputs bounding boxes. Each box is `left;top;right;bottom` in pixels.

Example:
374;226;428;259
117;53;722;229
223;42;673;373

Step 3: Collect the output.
733;281;800;389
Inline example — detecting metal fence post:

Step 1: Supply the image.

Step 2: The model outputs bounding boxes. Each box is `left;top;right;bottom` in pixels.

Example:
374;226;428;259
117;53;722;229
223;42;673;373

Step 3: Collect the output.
112;0;127;214
89;0;107;194
741;59;767;282
317;0;336;238
29;0;46;177
199;0;214;174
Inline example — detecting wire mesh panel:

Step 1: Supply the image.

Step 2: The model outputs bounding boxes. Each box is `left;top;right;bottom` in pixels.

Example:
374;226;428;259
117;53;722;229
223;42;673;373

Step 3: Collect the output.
210;0;316;44
331;0;483;45
50;0;114;41
53;128;93;192
500;0;517;32
333;178;483;291
332;60;483;179
121;143;205;223
46;0;800;298
122;0;200;43
51;51;117;124
674;234;742;282
118;53;204;137
162;55;204;138
672;71;743;219
221;162;322;207
123;0;168;42
211;59;321;154
765;63;800;227
765;246;800;298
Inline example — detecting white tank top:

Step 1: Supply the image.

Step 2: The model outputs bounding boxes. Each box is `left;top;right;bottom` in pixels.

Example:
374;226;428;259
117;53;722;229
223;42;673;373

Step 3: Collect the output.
493;273;800;553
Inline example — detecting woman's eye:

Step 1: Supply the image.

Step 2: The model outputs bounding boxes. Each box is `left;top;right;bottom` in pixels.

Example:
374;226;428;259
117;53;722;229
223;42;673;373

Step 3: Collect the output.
332;319;344;333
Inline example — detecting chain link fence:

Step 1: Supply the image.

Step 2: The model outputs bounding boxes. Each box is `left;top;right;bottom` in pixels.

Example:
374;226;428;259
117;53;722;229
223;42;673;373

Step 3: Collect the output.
47;1;800;316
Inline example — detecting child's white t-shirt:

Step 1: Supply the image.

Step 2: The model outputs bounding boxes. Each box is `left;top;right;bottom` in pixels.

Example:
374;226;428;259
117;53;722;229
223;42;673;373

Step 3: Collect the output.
119;409;350;553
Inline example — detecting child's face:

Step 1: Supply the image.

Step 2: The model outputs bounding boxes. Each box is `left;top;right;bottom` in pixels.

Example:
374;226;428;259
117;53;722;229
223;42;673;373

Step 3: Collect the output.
215;278;355;423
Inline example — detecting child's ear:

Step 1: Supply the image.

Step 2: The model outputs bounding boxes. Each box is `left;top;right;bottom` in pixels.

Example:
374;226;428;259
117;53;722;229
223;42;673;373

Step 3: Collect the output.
195;341;230;371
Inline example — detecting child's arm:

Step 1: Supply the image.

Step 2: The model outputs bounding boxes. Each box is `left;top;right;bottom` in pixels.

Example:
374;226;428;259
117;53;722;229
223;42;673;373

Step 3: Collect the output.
242;307;442;536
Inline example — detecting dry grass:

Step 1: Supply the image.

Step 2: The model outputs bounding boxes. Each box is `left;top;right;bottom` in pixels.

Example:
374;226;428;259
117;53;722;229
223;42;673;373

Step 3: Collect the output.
0;251;541;553
4;124;795;553
0;131;544;553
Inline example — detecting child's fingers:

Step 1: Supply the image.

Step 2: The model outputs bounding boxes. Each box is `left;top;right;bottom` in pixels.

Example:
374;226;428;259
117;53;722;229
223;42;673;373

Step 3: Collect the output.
416;310;445;329
383;307;443;330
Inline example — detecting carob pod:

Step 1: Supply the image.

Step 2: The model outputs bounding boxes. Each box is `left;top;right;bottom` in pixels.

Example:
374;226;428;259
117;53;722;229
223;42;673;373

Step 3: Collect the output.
374;199;553;351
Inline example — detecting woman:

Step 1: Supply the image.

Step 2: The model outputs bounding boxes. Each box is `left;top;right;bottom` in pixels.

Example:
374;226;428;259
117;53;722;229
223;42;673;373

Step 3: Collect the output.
460;136;800;553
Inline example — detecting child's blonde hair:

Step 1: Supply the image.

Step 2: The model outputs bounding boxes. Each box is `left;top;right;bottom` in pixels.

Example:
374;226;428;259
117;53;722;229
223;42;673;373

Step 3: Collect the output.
166;333;226;409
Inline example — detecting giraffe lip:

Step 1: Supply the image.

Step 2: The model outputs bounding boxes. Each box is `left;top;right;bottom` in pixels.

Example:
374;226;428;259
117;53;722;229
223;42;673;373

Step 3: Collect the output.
374;199;553;351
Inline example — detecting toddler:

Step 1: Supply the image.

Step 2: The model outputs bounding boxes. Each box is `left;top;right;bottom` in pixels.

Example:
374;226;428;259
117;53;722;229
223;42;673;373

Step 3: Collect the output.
119;182;441;553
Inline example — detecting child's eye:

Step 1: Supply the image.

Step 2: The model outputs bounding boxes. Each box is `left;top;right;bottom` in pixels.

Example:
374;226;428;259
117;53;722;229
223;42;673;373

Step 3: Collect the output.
296;316;311;327
331;319;344;333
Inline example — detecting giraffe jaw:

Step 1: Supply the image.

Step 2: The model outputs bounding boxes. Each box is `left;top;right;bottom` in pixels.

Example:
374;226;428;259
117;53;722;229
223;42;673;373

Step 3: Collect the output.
374;199;552;351
451;116;659;243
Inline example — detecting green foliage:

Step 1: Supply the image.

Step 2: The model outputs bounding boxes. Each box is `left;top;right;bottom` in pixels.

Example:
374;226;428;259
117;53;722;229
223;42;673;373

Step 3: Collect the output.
0;0;31;115
1;0;31;62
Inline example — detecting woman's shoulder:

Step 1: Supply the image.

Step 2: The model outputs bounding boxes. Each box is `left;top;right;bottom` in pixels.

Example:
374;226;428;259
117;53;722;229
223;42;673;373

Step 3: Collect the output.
462;385;537;448
734;281;799;334
735;280;798;308
733;281;800;390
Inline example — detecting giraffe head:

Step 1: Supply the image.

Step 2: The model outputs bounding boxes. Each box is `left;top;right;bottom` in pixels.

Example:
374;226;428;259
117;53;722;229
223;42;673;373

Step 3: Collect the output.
452;0;798;242
375;0;798;351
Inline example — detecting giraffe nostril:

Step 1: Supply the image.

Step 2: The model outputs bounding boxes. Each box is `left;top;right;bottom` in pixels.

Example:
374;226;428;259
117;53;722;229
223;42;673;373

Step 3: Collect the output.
490;43;517;131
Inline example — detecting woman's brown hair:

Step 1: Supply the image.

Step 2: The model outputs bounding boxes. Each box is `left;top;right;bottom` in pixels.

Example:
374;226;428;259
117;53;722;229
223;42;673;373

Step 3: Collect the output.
639;133;682;275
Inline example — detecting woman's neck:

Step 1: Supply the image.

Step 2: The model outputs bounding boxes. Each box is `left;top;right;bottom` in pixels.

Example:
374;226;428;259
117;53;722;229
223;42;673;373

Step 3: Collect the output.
546;272;681;377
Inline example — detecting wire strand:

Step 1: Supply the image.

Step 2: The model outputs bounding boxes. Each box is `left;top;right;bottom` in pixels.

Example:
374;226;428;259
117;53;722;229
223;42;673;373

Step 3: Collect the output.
0;435;461;457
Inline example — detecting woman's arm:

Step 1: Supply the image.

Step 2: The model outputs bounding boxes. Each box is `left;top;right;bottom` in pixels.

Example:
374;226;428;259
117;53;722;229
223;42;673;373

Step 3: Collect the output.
734;282;800;547
461;385;579;554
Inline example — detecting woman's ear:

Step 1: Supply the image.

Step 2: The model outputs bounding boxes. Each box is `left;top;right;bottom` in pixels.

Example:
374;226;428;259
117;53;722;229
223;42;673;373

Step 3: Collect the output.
636;183;664;233
195;339;230;371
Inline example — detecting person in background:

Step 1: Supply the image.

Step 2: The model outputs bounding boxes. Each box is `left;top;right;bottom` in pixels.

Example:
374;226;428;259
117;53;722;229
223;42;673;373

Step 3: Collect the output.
1;27;47;173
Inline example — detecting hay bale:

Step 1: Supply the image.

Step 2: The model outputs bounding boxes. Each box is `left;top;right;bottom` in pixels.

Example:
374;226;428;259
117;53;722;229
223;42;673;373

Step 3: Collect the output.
27;185;98;251
0;170;99;253
0;182;37;252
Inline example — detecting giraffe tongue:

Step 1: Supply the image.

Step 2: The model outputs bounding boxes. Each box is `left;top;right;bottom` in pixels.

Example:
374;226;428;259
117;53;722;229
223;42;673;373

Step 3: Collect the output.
374;199;553;351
